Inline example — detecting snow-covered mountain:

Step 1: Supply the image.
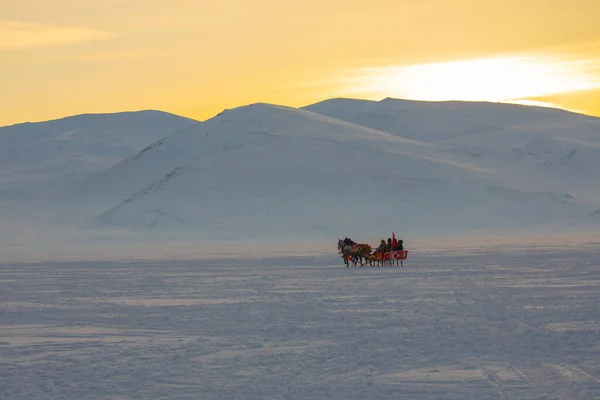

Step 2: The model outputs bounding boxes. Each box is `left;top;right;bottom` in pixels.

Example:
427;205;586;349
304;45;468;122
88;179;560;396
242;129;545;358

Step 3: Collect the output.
305;98;600;204
2;98;599;253
69;99;600;241
304;97;598;143
0;110;198;199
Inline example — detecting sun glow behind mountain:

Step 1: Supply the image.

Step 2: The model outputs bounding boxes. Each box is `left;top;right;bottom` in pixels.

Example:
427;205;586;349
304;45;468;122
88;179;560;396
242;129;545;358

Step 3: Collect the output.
341;55;600;111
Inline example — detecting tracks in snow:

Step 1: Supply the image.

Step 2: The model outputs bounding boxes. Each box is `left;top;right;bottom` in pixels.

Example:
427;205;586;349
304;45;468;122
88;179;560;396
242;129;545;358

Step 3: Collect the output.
448;262;600;399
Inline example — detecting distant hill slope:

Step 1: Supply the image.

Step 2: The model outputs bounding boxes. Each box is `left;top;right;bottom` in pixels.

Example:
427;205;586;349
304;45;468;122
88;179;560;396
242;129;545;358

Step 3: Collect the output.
70;100;600;240
304;97;598;142
0;110;199;198
2;99;599;247
305;98;600;204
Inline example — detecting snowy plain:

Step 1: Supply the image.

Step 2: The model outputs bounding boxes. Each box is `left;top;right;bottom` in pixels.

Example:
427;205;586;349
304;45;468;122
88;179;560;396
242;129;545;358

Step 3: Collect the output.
1;237;599;400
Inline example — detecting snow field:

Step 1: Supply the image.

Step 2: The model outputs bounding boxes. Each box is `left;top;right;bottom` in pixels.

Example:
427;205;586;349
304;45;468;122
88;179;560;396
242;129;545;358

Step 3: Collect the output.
1;245;599;399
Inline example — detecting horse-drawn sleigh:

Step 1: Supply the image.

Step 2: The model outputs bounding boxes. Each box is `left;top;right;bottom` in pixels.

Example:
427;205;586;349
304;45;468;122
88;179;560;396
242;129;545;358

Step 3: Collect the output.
337;237;408;267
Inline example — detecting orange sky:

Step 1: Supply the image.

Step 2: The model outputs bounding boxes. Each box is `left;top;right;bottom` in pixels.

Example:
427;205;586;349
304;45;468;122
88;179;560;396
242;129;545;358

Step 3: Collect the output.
1;0;600;126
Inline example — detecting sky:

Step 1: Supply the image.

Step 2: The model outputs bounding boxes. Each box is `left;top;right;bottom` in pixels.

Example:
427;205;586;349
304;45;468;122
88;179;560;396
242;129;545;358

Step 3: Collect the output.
1;0;600;126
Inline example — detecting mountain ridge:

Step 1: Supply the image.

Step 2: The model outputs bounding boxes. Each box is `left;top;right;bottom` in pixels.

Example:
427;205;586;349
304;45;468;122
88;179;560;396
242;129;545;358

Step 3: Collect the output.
0;109;200;129
70;99;600;240
1;97;599;249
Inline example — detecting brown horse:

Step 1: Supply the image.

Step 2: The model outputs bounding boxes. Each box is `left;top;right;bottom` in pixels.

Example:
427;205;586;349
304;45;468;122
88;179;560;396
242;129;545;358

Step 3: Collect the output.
338;238;372;266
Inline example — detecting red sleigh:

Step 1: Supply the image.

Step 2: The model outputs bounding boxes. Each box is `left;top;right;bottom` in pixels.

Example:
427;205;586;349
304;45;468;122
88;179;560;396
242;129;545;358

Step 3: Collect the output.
371;250;408;266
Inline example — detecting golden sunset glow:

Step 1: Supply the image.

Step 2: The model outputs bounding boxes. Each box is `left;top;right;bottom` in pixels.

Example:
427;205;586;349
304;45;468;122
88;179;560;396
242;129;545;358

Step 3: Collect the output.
0;21;115;50
341;56;600;110
1;0;600;126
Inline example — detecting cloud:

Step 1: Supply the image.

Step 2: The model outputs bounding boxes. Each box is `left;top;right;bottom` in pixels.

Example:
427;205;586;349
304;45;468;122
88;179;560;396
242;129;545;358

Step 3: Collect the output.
0;20;116;50
71;49;167;61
